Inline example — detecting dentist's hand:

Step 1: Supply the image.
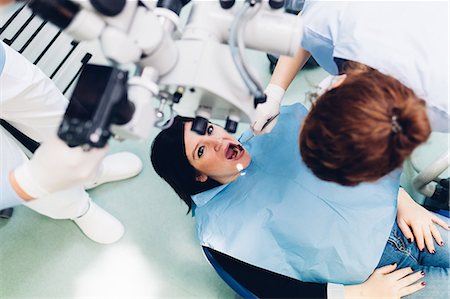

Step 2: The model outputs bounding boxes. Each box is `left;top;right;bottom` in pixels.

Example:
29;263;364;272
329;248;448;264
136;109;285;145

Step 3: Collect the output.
251;84;285;135
11;135;108;199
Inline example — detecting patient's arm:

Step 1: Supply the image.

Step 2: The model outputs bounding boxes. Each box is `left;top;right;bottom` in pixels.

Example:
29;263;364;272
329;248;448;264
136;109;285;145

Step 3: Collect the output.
344;264;424;298
206;246;422;299
396;188;449;253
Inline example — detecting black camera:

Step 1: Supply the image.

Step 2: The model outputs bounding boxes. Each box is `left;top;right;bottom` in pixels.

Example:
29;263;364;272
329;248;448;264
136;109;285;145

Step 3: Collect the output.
58;64;134;148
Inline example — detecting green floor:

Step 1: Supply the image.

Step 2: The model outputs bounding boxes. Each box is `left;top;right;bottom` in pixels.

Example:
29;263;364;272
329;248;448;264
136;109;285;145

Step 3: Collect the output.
0;50;328;298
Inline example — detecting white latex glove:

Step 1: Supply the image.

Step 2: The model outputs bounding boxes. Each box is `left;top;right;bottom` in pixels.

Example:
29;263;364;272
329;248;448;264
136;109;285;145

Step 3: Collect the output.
345;264;425;298
251;83;285;135
13;136;108;199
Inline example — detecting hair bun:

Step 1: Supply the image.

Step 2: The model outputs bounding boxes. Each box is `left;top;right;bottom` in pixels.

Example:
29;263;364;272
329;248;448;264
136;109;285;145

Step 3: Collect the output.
389;98;430;164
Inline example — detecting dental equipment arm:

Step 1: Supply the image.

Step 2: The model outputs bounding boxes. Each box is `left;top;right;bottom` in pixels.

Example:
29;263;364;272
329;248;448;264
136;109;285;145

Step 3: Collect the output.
26;0;185;148
8;0;301;197
26;0;303;142
5;0;302;200
413;151;449;198
6;0;185;200
4;0;302;202
158;0;303;135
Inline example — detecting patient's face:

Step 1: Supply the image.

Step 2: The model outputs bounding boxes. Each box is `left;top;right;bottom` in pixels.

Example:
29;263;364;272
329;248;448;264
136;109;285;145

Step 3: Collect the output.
184;122;251;184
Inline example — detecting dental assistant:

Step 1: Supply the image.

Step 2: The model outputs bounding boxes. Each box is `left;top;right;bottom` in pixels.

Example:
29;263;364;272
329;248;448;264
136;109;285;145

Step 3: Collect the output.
0;33;140;244
254;0;449;134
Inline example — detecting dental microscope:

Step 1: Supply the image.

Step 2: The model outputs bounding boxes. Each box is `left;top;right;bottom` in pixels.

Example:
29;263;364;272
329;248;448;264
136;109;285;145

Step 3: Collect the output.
26;0;303;148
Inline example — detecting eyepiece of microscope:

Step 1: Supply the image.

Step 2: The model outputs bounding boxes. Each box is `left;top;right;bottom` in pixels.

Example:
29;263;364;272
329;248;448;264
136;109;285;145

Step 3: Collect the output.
225;117;238;134
157;0;191;16
220;0;235;9
254;94;267;108
28;0;80;29
172;87;185;104
90;0;126;16
269;0;285;10
191;116;209;135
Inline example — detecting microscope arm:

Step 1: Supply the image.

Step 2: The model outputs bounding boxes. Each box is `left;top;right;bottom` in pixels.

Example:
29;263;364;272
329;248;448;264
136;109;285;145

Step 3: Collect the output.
28;0;303;142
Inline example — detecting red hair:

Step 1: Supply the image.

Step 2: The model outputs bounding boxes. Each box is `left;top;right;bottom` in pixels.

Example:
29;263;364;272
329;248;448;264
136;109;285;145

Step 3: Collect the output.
300;64;431;185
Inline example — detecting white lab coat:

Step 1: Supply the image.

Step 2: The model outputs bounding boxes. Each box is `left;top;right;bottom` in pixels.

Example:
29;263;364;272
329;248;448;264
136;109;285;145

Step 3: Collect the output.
0;41;89;218
300;1;449;132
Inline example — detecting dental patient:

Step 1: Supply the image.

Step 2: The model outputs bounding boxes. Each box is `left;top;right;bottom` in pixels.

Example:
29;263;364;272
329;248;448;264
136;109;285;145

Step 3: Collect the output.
150;103;449;298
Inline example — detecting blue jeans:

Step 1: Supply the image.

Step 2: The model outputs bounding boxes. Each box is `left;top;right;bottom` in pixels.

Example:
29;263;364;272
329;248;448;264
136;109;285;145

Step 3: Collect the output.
377;213;449;299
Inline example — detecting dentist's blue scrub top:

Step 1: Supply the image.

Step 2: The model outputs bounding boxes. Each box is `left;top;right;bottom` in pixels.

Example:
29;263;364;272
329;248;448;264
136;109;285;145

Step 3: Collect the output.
193;104;400;284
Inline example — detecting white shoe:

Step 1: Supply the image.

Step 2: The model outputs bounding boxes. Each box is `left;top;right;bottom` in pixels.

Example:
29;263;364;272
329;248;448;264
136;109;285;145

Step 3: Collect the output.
85;152;143;190
73;201;124;244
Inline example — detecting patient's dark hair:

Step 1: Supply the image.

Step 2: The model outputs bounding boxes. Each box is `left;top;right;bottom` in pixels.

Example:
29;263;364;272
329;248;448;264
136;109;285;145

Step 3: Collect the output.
150;116;221;212
300;62;431;186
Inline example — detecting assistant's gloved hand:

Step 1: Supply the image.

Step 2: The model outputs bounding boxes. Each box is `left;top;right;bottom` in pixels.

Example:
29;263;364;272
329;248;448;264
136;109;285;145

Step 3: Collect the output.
12;136;108;199
252;83;285;135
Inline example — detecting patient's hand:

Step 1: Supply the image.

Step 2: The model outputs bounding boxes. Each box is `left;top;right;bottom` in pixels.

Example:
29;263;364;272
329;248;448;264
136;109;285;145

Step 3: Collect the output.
345;264;425;298
396;188;449;253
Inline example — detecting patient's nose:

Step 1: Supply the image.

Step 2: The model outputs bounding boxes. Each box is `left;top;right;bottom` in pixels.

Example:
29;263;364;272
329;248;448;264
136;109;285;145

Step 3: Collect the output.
212;137;223;152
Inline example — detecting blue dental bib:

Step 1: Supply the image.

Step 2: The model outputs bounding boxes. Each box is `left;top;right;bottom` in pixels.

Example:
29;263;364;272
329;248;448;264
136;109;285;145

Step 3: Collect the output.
193;104;399;284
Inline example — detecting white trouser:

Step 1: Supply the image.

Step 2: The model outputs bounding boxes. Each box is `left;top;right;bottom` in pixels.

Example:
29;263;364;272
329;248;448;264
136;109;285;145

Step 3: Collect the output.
0;41;89;219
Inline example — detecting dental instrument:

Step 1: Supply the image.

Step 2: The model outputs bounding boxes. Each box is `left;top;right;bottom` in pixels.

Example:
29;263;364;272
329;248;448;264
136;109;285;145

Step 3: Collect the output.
242;112;280;144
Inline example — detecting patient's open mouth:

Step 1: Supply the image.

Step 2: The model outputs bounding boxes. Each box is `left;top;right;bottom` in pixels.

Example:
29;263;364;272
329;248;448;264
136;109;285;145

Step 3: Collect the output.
225;143;245;160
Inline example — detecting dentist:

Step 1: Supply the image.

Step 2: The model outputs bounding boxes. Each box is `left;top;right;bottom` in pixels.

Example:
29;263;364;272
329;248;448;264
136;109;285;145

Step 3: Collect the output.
1;1;142;244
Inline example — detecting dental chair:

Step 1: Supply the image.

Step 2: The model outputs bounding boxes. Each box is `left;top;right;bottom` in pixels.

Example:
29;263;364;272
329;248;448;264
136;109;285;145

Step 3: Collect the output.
202;246;326;299
401;131;450;217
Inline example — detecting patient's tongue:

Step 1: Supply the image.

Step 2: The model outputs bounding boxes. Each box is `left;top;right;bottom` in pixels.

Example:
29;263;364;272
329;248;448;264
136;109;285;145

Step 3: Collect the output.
226;147;235;159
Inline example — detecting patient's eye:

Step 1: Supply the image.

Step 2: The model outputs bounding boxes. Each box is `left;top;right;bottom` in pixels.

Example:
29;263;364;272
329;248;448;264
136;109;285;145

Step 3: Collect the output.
197;146;205;158
207;125;214;135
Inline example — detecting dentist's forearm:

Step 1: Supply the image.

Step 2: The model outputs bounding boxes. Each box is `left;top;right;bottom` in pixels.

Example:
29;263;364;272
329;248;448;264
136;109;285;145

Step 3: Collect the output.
0;169;28;210
9;171;33;201
0;0;14;5
270;48;311;90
